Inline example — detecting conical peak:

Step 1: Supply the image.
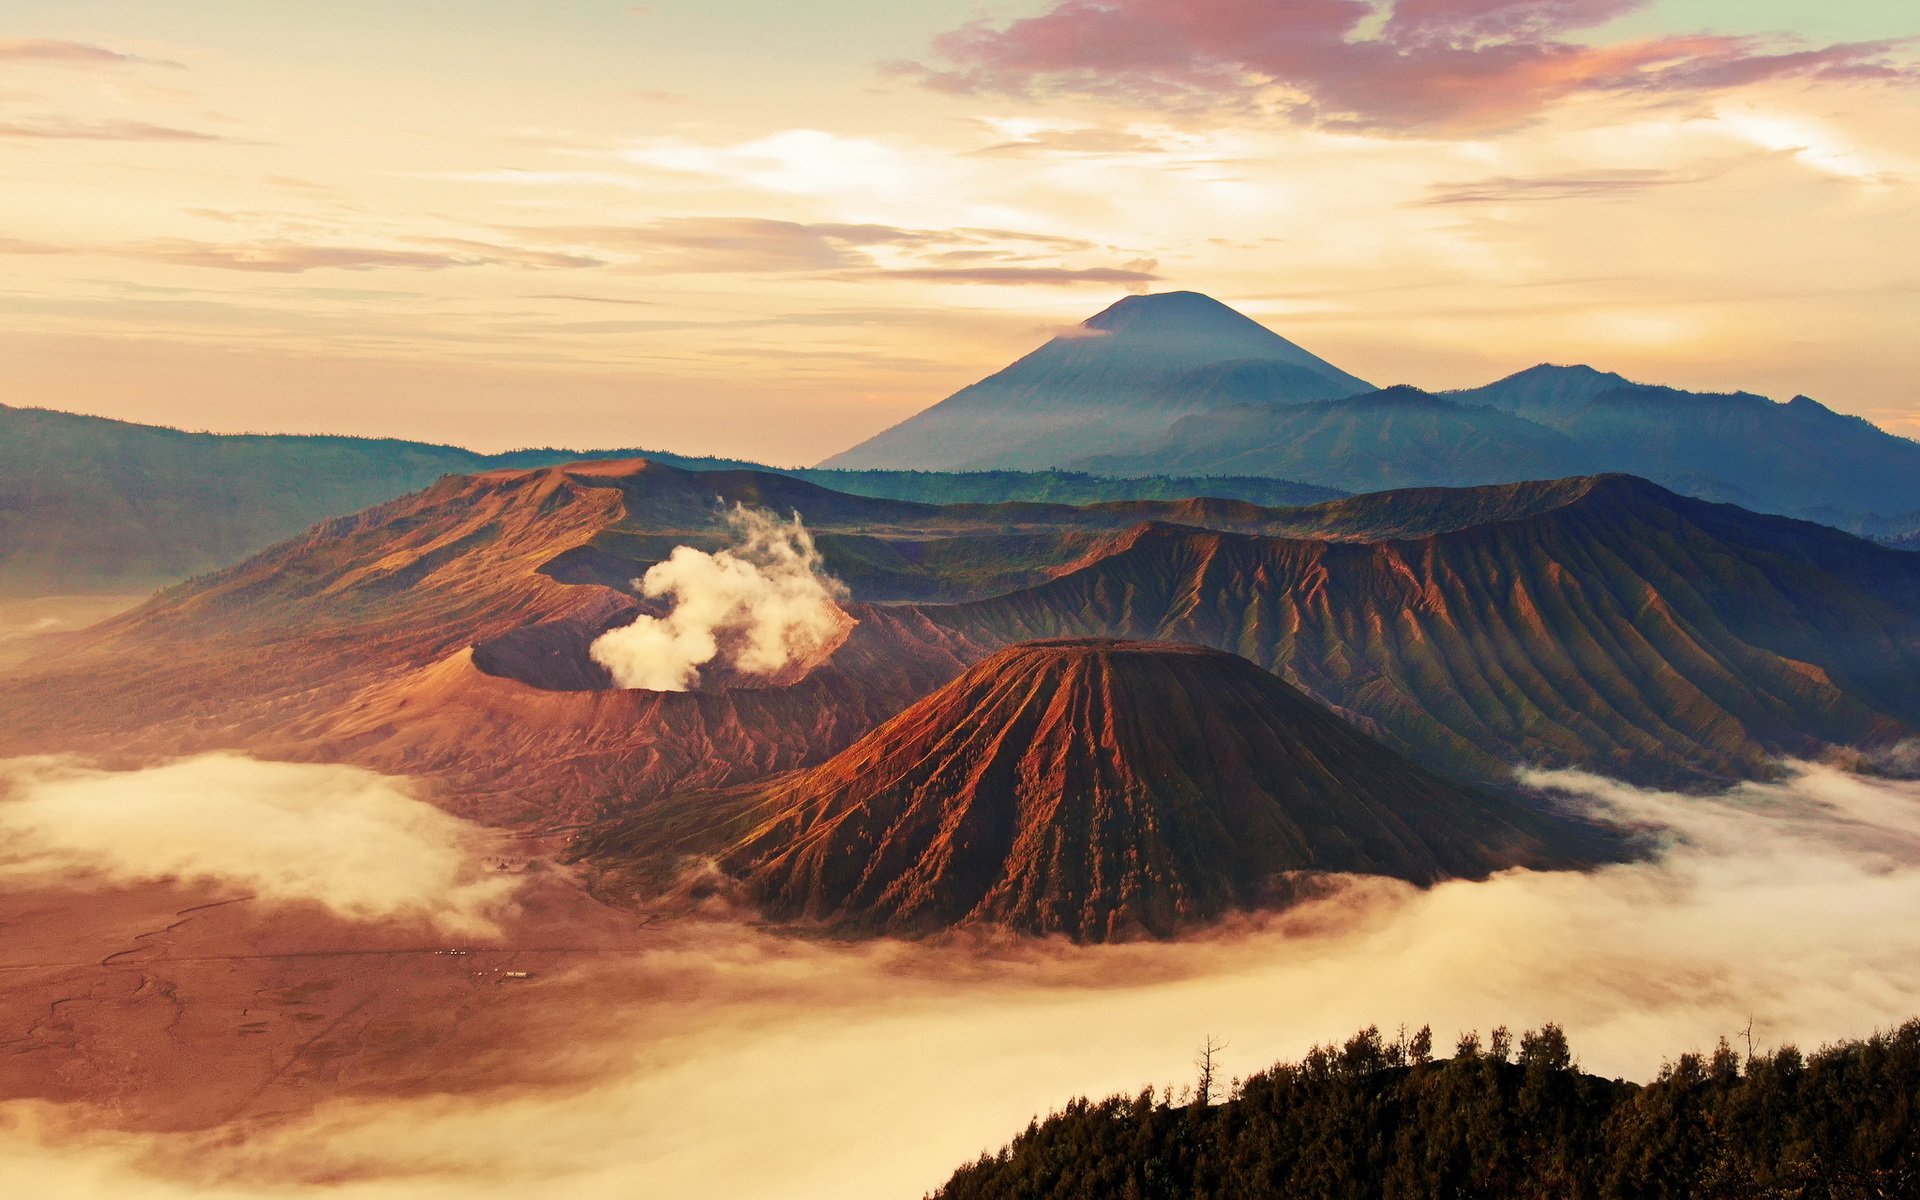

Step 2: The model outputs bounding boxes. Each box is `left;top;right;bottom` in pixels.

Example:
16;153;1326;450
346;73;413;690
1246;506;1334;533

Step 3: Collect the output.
725;635;1580;941
1082;291;1272;337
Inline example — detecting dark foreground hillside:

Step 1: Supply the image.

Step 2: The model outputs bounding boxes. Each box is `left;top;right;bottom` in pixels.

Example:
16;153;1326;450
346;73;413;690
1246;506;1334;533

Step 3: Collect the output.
932;1021;1920;1200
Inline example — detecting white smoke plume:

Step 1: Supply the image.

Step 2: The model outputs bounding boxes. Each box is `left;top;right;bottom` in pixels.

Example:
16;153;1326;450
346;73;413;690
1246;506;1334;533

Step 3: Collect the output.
0;754;520;937
589;505;850;692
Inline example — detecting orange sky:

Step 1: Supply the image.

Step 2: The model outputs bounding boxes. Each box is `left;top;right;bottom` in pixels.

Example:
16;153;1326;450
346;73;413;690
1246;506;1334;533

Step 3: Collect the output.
1;2;1916;463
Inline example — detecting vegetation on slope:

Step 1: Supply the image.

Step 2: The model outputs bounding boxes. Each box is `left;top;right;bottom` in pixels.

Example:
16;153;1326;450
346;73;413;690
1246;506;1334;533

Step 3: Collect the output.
933;1020;1920;1200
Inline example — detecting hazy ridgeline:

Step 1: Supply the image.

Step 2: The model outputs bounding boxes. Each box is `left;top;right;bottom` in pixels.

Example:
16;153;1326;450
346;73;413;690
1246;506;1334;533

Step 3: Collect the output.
935;1020;1920;1200
0;399;1339;596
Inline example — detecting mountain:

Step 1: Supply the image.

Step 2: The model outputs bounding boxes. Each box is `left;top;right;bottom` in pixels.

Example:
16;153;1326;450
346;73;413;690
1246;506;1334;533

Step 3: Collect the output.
1450;365;1920;528
1447;362;1635;420
1076;386;1593;491
7;463;1918;821
797;468;1343;509
0;402;771;597
1076;359;1920;530
813;300;1920;529
0;402;1339;596
0;459;1367;818
930;475;1920;786
818;292;1372;471
692;639;1602;941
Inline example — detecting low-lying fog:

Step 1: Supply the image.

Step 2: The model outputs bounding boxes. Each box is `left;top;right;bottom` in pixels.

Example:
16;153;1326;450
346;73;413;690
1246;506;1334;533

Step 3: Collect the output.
5;751;1920;1199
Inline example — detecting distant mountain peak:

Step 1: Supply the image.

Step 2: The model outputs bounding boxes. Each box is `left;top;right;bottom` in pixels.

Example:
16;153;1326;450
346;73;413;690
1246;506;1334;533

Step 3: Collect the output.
1083;290;1265;334
1511;363;1629;384
1448;363;1639;415
1342;384;1448;408
818;292;1373;471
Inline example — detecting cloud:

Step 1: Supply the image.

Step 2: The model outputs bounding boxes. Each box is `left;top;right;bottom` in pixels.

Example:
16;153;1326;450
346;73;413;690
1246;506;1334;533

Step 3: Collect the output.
0;116;229;142
903;0;1919;135
1418;167;1705;204
127;237;602;273
530;218;930;273
529;292;661;306
621;88;692;105
0;754;520;936
8;761;1920;1198
403;236;604;269
620;128;927;198
515;218;1128;280
0;39;179;69
848;264;1163;286
971;125;1177;156
591;506;851;691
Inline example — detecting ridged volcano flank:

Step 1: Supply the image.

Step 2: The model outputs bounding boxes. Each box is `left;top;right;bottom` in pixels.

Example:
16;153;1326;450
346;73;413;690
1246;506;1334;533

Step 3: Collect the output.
725;639;1585;942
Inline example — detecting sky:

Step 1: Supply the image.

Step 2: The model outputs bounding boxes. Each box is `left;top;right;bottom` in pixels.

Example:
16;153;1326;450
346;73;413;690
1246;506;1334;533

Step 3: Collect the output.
1;0;1916;463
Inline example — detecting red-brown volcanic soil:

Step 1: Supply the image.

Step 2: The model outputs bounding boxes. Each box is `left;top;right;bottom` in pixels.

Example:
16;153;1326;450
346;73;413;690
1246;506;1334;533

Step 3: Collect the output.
585;640;1615;943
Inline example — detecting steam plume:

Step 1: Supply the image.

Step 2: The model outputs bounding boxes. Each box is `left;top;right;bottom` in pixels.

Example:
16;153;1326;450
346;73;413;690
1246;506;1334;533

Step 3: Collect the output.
0;754;520;936
589;505;849;691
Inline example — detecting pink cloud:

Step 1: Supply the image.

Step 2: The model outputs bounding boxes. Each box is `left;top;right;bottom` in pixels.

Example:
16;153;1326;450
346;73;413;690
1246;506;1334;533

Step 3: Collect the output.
906;0;1916;134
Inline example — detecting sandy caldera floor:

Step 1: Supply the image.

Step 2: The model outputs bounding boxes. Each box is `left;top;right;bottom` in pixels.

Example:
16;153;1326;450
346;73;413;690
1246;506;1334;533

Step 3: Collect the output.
0;837;665;1132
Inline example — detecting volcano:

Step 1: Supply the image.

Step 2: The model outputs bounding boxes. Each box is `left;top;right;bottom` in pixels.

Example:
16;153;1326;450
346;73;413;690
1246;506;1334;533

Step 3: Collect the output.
713;639;1597;941
819;291;1372;471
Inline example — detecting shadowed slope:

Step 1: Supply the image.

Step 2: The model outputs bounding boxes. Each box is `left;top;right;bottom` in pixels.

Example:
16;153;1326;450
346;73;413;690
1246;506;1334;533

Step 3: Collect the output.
933;477;1920;786
1451;364;1920;527
719;640;1600;941
1077;386;1593;491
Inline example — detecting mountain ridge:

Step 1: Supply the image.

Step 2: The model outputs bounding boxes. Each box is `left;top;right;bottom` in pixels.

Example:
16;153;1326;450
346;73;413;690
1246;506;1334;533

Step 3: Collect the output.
6;463;1916;817
815;295;1920;532
0;400;1341;596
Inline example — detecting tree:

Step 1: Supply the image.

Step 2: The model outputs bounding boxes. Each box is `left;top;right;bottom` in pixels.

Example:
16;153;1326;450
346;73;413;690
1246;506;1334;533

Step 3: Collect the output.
1193;1035;1228;1107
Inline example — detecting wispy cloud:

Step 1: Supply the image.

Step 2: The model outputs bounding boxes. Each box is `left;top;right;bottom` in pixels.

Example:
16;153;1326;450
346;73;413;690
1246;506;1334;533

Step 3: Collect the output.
971;124;1177;157
1418;167;1707;205
128;237;602;273
513;218;1121;280
848;264;1162;287
528;292;660;307
903;0;1919;135
0;38;180;69
523;218;910;272
0;116;229;142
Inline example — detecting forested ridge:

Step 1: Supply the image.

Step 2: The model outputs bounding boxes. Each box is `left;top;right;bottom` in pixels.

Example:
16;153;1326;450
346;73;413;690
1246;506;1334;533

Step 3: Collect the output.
931;1020;1920;1200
